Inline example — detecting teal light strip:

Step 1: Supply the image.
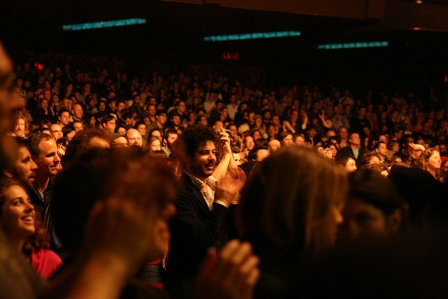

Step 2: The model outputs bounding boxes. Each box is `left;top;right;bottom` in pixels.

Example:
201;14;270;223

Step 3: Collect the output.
204;31;301;42
63;18;146;31
317;41;389;50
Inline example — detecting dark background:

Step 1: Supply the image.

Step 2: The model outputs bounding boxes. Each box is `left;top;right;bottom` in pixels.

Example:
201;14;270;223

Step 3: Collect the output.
2;0;448;96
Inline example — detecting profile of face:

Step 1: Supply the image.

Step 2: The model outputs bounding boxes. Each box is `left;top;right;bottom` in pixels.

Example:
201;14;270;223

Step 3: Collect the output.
427;150;442;171
345;158;357;172
341;198;399;239
115;127;125;136
0;184;35;241
35;138;61;177
66;130;76;142
11;147;37;186
369;155;380;165
186;140;216;181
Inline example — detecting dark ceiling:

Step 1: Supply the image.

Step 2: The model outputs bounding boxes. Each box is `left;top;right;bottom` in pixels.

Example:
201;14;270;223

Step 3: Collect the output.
1;0;448;90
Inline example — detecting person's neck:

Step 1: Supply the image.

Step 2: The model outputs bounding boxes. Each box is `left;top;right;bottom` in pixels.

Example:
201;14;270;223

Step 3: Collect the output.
185;169;207;184
350;144;359;150
5;233;26;258
34;175;50;193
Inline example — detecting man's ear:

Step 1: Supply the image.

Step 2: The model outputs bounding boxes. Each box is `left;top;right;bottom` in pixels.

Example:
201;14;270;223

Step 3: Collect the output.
387;208;403;235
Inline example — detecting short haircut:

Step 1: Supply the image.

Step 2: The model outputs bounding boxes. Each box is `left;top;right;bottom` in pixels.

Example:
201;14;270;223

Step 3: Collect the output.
101;114;116;125
58;109;70;117
28;132;53;157
374;141;387;150
156;110;167;117
335;154;355;166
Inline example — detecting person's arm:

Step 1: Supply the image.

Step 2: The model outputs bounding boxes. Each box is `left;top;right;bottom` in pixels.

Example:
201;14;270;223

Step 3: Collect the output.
301;112;309;130
319;111;331;129
212;126;237;181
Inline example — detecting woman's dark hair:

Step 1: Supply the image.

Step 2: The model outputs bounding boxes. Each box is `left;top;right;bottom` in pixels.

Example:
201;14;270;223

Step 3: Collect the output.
0;178;50;256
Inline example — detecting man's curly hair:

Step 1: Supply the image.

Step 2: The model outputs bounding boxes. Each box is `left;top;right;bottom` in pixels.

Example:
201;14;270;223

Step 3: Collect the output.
180;124;216;157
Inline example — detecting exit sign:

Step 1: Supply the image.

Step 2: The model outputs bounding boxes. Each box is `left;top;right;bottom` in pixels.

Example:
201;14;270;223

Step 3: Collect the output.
222;52;239;60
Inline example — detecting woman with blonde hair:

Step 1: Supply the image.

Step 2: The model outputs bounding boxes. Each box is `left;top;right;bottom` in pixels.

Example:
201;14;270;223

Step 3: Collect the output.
237;147;348;298
417;148;442;181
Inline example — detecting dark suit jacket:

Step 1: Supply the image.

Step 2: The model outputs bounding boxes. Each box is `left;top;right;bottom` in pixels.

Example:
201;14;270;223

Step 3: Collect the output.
336;146;366;168
165;174;235;299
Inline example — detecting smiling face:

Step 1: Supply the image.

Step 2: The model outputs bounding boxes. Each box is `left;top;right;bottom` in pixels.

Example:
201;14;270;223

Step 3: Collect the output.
35;138;61;177
428;150;442;171
186;140;216;181
0;184;35;242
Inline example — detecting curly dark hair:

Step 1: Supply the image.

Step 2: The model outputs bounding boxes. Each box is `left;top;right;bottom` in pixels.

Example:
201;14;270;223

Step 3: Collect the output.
179;124;216;157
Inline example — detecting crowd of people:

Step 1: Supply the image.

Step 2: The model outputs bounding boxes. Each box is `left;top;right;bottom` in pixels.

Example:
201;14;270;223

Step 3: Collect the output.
1;44;448;299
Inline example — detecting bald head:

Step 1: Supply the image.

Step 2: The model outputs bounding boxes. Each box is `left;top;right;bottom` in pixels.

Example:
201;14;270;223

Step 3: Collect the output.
126;128;143;147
